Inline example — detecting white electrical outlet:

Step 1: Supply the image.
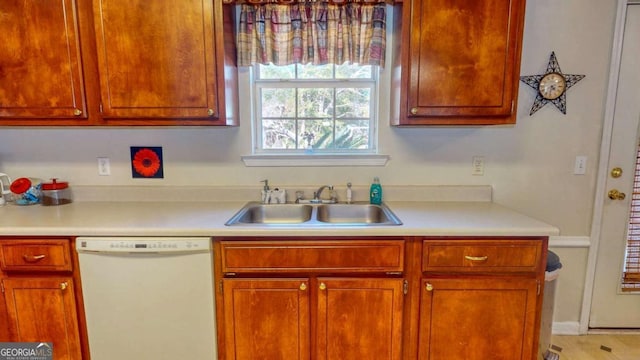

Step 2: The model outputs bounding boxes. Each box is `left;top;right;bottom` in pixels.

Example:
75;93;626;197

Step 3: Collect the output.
97;157;111;176
472;156;485;176
574;156;587;175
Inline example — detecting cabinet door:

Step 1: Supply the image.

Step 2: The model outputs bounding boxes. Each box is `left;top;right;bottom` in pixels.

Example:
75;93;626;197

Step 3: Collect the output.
418;278;539;360
316;278;404;360
92;0;221;121
222;278;311;360
402;0;525;124
0;0;86;120
3;278;82;360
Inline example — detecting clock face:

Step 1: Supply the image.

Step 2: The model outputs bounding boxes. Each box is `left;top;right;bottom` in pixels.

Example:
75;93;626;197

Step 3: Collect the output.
538;72;567;100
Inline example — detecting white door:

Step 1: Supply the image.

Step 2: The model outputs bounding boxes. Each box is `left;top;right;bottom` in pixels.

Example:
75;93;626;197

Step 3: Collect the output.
590;3;640;328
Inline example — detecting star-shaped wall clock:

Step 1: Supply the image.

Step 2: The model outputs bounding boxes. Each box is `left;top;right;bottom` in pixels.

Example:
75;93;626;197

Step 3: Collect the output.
520;51;585;115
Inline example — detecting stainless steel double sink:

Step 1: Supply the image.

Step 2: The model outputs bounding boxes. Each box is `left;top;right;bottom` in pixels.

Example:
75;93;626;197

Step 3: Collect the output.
225;202;402;226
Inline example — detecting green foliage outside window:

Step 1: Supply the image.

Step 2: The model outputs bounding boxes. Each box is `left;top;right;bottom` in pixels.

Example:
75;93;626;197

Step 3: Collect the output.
255;63;377;153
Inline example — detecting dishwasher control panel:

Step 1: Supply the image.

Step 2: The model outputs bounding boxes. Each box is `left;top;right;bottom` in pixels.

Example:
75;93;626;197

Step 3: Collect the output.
76;237;211;253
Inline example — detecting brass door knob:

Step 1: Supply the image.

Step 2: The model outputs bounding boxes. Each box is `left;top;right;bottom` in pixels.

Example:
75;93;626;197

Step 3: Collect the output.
299;283;307;291
611;167;623;178
60;282;68;291
319;282;327;290
410;107;418;115
608;189;626;200
73;109;82;116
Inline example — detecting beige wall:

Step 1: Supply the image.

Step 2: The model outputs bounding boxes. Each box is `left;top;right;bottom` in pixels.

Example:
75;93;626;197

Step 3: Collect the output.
0;1;619;325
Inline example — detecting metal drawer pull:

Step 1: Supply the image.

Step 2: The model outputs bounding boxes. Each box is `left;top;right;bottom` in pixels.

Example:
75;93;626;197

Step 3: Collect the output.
299;283;307;291
23;254;46;263
60;282;68;291
319;282;327;290
464;255;488;261
425;283;433;291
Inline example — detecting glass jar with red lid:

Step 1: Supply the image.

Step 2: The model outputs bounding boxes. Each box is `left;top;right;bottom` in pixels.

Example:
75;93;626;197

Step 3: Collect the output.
10;177;42;205
41;178;72;206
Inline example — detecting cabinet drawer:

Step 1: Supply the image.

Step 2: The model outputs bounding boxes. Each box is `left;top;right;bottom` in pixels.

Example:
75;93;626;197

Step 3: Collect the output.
220;239;404;273
422;239;543;273
0;239;72;272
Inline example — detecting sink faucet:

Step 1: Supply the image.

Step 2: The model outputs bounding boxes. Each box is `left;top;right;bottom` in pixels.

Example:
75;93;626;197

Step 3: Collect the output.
312;185;334;203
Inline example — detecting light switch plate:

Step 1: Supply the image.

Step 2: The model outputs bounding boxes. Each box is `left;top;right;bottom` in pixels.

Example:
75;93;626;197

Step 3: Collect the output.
574;156;587;175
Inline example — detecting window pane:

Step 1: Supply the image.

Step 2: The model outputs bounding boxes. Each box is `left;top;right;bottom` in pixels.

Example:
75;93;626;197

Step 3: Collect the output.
259;64;295;79
336;120;369;149
298;63;333;79
298;119;333;149
335;88;371;118
298;88;333;117
253;64;378;154
336;64;372;79
261;88;296;118
262;119;297;149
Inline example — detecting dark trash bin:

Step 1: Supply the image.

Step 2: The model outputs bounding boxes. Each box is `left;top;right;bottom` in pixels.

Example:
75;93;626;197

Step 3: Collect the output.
539;250;562;360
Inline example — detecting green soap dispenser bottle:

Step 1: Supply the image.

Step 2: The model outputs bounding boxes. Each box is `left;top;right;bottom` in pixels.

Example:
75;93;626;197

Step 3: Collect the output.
370;177;382;205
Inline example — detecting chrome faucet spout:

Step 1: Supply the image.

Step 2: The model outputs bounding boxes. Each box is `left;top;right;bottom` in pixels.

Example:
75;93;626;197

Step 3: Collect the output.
313;185;334;202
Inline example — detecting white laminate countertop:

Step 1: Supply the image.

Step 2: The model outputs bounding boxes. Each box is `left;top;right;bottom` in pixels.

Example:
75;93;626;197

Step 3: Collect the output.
0;201;559;237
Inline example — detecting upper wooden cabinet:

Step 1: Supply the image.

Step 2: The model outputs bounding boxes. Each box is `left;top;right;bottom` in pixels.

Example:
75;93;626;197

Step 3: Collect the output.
0;0;87;122
391;0;526;125
92;0;236;125
0;0;238;126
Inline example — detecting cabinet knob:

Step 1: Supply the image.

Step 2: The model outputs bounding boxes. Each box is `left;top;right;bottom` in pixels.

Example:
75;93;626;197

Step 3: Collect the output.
207;108;215;116
60;282;68;291
425;283;433;292
410;107;418;115
23;254;46;263
319;282;327;290
73;109;83;116
299;283;307;291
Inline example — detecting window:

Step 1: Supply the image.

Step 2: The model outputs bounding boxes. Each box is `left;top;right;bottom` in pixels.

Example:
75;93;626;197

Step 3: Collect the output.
622;142;640;292
253;63;379;154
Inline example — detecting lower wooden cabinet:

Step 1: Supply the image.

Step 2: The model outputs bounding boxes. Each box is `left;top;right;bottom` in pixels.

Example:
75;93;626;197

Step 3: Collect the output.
416;237;547;360
216;238;407;360
3;278;82;359
417;277;539;360
0;238;85;360
215;236;547;360
316;278;404;360
222;277;404;360
223;278;311;360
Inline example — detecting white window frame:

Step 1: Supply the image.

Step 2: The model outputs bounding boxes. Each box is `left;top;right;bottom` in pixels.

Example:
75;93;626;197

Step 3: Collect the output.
242;64;389;167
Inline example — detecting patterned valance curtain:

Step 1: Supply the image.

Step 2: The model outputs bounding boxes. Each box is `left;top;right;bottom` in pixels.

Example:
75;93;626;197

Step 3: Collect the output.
236;2;386;67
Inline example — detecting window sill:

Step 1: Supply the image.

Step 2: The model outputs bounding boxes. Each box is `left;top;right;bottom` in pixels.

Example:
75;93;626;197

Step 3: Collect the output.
241;154;390;167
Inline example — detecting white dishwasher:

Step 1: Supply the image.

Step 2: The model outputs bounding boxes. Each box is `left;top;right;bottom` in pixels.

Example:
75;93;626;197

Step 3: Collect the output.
76;237;217;360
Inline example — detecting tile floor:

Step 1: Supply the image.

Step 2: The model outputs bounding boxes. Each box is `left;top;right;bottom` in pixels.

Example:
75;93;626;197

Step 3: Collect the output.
548;334;640;360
